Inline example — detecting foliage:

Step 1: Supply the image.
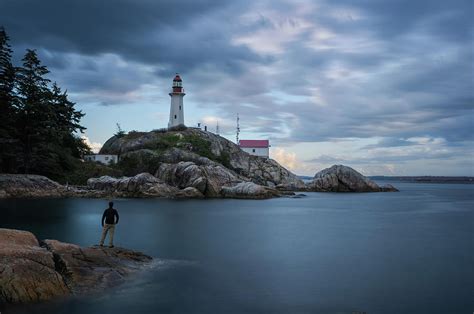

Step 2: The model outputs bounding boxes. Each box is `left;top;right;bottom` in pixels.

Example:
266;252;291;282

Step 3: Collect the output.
0;27;88;180
215;151;231;169
125;130;146;139
116;152;162;177
114;123;125;138
167;124;187;132
0;26;20;172
142;133;181;152
182;134;213;159
62;161;123;185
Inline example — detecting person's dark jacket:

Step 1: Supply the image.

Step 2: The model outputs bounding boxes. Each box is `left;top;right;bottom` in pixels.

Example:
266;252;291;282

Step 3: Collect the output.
102;208;119;226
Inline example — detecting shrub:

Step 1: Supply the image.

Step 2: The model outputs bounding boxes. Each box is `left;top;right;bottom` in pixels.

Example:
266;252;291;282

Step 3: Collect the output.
125;130;146;139
62;161;123;185
116;152;162;176
182;135;213;159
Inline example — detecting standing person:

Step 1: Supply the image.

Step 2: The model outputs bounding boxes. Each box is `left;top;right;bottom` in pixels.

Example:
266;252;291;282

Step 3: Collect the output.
99;201;119;248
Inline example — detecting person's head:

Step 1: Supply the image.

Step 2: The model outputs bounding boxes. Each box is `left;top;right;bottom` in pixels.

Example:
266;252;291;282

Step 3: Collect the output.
109;201;114;208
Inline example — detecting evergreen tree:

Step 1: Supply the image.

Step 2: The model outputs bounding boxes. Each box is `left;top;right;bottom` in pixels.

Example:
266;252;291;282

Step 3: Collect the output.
0;27;18;172
16;49;53;173
0;28;91;180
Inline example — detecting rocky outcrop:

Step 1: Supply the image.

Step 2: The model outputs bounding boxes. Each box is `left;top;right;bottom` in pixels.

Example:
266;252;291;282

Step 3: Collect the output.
306;165;399;192
156;161;242;197
86;172;204;198
100;128;304;188
43;240;152;295
0;228;151;304
221;182;281;199
0;229;69;303
0;174;65;198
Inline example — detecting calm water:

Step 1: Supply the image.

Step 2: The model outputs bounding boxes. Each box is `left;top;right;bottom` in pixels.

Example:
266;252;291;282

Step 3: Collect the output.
1;182;473;314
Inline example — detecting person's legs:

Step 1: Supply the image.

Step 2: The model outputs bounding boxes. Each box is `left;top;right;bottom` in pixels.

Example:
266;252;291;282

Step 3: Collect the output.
99;224;109;246
108;225;115;247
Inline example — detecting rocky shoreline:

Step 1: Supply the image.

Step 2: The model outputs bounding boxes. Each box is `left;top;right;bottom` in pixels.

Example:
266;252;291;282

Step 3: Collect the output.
0;228;152;303
0;128;397;199
0;164;397;200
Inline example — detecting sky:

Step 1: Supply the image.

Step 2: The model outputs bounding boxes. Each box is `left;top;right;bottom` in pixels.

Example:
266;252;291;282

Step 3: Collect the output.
1;0;473;176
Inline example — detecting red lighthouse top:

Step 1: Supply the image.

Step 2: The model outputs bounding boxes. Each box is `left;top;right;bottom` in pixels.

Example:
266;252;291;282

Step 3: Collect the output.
171;73;184;93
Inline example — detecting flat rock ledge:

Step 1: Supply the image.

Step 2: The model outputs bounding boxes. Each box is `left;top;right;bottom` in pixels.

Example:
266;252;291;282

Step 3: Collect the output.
0;174;65;198
0;228;152;304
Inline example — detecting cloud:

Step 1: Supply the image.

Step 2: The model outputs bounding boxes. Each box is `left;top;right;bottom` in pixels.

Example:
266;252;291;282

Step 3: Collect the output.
1;0;472;175
81;135;102;153
271;148;297;170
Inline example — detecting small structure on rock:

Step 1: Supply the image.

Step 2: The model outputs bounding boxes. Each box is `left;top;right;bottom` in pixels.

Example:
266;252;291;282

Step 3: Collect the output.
239;139;270;158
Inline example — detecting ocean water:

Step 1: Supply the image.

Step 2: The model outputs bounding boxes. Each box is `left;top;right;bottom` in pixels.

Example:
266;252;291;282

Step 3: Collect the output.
1;181;473;314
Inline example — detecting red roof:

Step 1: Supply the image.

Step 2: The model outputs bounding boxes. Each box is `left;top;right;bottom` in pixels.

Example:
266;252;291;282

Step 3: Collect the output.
173;74;182;82
239;140;269;148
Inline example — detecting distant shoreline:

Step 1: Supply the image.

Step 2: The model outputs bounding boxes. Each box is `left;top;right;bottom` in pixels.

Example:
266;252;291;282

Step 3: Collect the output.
369;176;474;184
297;175;474;184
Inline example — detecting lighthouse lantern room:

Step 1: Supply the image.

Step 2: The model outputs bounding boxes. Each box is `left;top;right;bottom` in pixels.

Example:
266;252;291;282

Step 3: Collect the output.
168;74;185;129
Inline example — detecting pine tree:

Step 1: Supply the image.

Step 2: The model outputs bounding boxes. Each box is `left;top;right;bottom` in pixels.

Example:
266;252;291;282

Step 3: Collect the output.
0;27;18;172
1;29;90;180
16;49;53;173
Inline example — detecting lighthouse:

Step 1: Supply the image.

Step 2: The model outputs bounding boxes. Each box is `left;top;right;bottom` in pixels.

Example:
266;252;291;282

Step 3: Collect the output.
168;74;185;129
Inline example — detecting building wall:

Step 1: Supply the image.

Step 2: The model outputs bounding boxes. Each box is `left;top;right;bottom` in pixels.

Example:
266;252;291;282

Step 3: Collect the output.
241;147;269;158
84;155;118;165
168;94;185;128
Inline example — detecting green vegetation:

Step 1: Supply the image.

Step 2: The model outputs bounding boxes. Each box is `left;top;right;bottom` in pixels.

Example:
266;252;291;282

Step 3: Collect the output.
0;27;90;181
116;152;162;176
63;161;123;185
142;133;181;152
182;134;213;159
114;123;126;138
125;130;146;140
215;151;231;169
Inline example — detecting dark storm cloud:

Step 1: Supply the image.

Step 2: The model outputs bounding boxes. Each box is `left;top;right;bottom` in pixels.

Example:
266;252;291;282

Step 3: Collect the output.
1;0;472;168
316;0;473;42
190;0;474;146
0;0;260;74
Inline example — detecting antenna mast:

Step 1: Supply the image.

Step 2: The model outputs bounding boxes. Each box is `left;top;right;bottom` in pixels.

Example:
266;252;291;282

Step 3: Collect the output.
236;113;240;144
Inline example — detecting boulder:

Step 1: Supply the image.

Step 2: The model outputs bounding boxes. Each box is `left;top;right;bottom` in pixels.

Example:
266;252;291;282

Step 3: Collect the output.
220;182;281;199
307;165;398;192
0;229;70;303
0;174;65;198
87;173;180;197
0;228;152;304
174;187;205;198
43;240;152;295
156;161;241;197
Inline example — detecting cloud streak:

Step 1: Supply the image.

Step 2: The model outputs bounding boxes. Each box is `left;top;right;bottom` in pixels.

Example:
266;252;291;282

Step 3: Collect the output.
1;0;472;175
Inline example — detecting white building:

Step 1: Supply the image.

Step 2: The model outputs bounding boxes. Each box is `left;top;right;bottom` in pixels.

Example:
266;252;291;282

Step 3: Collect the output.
84;154;118;165
168;74;185;129
239;140;270;158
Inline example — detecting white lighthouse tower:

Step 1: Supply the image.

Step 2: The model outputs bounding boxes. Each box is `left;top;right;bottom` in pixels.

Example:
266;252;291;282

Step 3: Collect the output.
168;74;185;129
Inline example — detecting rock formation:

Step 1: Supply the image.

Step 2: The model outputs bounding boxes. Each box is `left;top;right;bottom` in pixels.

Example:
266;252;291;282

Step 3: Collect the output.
221;181;281;199
0;174;65;198
0;228;152;303
306;165;399;192
100;128;304;189
87;172;181;197
156;161;241;197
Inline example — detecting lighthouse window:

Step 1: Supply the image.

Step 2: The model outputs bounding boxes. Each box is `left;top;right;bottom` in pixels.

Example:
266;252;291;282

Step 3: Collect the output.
174;115;177;119
179;106;181;110
252;149;256;153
